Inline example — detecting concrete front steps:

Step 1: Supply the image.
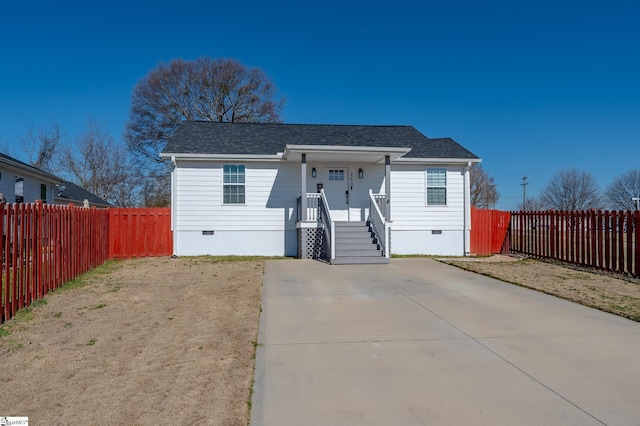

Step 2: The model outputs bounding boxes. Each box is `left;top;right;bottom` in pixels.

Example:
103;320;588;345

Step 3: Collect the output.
332;221;388;265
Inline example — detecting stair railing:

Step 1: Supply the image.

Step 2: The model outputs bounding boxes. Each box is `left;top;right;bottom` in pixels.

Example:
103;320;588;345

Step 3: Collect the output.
369;190;390;258
318;189;335;261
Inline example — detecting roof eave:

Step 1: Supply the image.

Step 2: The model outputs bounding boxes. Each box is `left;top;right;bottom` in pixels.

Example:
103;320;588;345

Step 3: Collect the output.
160;152;283;162
282;144;412;161
394;157;482;165
0;157;63;184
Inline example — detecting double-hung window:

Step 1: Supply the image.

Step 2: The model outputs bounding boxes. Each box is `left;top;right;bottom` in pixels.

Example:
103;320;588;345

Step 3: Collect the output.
223;165;245;204
426;168;447;206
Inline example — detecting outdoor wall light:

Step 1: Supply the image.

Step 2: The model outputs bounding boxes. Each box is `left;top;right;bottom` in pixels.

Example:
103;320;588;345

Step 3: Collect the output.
359;168;364;179
312;167;317;178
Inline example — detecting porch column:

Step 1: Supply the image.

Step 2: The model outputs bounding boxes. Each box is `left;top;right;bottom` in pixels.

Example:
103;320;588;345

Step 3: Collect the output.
301;153;307;202
385;155;391;221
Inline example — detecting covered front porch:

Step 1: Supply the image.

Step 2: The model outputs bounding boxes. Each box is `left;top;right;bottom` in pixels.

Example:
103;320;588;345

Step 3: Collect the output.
283;144;409;264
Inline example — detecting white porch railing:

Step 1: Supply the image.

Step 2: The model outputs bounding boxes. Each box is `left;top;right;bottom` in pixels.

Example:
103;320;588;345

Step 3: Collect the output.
317;189;335;261
372;193;386;217
368;190;390;258
297;193;321;221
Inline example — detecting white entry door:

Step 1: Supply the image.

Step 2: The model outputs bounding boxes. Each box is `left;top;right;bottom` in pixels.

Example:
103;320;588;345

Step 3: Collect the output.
324;167;349;221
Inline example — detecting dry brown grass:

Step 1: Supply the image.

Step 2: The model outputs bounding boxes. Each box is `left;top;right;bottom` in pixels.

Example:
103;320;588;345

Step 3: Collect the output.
0;257;264;425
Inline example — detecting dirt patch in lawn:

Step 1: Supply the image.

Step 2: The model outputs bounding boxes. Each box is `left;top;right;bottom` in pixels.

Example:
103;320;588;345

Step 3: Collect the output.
0;257;264;425
439;255;640;322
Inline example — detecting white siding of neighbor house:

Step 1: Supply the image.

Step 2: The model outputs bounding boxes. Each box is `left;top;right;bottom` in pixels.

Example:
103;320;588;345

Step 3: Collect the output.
1;171;54;204
21;177;53;204
0;168;14;201
173;160;299;256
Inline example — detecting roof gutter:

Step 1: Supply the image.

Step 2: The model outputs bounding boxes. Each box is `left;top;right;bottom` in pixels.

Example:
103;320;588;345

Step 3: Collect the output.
160;152;283;162
394;157;482;165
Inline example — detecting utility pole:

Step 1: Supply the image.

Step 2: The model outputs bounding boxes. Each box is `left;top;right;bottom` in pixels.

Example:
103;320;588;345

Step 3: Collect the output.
521;176;528;210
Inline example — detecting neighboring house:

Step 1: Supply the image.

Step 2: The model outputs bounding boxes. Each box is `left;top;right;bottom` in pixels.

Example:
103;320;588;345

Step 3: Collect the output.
0;152;62;204
53;181;112;208
160;122;481;264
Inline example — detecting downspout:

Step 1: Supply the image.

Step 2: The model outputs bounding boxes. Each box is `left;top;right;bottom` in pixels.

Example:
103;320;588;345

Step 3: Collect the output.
171;156;178;257
301;153;307;221
463;161;471;256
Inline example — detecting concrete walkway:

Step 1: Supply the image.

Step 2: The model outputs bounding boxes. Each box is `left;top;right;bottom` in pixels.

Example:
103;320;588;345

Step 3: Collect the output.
250;259;640;425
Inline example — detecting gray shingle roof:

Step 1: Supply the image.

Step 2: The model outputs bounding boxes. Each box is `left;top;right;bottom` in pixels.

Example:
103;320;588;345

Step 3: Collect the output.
56;181;112;207
0;151;63;182
161;122;480;160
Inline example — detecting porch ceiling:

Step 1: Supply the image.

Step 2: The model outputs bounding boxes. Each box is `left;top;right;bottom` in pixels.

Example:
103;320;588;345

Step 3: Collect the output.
282;144;411;164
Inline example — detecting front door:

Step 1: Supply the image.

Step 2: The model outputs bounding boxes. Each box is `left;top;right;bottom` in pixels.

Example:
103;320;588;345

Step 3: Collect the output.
324;167;349;221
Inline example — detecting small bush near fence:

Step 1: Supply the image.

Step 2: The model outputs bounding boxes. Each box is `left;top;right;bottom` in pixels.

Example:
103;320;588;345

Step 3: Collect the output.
1;202;171;324
510;210;640;277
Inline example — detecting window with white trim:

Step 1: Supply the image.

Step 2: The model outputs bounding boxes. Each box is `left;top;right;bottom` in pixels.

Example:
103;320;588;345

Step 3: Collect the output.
223;165;245;204
426;168;447;205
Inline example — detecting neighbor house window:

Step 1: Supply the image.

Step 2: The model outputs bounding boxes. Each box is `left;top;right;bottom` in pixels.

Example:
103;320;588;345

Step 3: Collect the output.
426;168;447;205
40;184;47;203
15;176;24;203
223;165;245;204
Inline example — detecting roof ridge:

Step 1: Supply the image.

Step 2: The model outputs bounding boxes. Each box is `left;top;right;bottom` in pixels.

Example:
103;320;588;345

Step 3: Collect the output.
185;121;412;128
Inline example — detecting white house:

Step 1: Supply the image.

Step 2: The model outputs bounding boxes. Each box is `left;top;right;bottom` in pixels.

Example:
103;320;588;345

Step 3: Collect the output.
160;122;481;264
0;152;62;204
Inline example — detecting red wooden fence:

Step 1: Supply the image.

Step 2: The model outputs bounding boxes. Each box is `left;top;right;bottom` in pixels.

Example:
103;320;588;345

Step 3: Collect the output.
1;202;109;324
2;204;172;325
510;210;640;277
108;208;172;259
470;207;511;255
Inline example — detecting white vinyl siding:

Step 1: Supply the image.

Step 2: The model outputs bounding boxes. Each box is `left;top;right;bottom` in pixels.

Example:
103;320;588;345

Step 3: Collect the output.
390;164;465;232
174;161;298;232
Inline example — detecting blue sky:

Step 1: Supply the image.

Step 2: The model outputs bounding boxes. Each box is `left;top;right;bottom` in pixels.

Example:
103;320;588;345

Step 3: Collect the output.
1;0;638;209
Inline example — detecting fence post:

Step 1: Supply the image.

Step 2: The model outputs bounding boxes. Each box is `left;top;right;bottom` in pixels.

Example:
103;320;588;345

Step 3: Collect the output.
1;202;7;323
634;210;640;277
627;211;633;274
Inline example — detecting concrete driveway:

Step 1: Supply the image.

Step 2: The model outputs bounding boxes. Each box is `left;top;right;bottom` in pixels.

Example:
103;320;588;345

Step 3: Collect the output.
250;259;640;425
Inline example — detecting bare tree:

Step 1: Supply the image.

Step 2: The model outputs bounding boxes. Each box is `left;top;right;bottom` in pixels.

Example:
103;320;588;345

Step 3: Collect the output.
58;118;135;206
0;137;16;156
516;196;548;211
605;169;640;210
19;121;65;173
540;169;604;211
125;57;285;165
470;164;499;208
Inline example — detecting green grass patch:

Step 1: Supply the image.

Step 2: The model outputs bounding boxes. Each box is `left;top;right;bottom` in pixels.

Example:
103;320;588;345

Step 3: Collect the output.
86;338;97;346
52;260;122;294
88;303;106;310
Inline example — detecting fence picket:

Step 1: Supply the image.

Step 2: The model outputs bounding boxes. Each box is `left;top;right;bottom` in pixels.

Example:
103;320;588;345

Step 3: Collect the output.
509;209;638;278
2;204;172;325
